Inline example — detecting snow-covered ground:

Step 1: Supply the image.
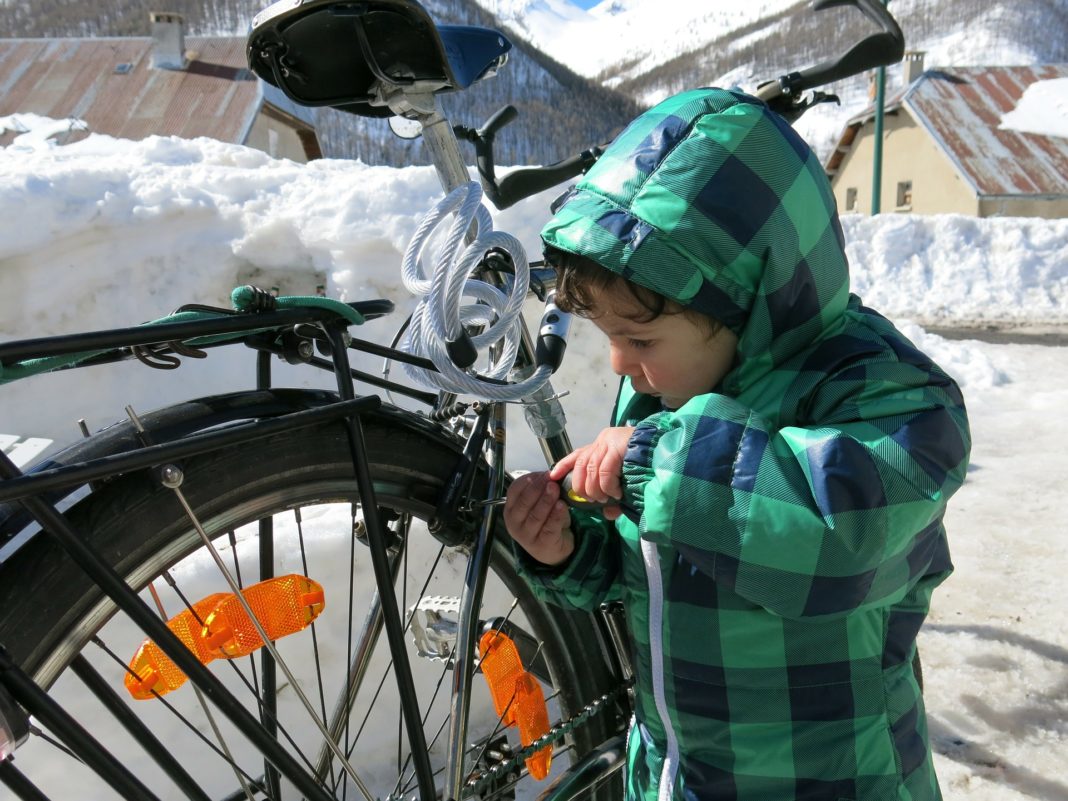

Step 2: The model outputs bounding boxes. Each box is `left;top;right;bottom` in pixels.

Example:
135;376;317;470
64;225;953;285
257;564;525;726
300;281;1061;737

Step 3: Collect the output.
1;123;1067;799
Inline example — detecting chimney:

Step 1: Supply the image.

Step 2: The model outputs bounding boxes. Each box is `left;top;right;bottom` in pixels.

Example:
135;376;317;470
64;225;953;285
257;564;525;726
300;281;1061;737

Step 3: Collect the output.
903;51;925;86
150;12;186;70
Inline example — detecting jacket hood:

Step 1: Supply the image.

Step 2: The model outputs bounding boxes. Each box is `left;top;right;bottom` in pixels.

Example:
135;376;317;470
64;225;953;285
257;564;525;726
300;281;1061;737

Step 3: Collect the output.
541;88;852;395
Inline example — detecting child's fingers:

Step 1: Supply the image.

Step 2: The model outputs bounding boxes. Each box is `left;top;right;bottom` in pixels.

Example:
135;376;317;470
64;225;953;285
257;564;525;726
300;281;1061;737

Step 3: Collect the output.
504;473;549;534
535;500;572;561
536;499;567;538
582;446;622;502
599;450;624;499
549;450;579;481
529;478;561;523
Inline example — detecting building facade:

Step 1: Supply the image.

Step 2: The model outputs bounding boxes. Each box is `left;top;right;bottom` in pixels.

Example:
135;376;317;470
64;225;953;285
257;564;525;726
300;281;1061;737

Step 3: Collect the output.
827;62;1068;219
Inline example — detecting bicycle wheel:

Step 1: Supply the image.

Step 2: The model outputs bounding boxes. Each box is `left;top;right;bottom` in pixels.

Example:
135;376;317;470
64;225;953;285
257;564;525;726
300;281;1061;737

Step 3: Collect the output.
0;408;623;800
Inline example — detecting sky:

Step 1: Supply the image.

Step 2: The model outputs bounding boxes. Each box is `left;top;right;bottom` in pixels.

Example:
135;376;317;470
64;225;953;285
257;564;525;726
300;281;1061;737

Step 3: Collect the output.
1;118;1067;799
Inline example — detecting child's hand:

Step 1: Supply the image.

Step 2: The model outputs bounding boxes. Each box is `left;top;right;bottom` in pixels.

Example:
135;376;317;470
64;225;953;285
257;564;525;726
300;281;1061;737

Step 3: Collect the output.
549;426;635;521
504;471;575;566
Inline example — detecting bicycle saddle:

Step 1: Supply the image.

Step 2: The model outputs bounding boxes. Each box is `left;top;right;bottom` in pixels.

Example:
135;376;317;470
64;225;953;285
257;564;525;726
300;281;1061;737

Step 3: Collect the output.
247;0;512;118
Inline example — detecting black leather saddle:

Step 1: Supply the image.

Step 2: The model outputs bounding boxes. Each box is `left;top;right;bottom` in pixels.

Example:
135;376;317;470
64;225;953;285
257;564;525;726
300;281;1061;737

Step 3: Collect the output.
247;0;512;117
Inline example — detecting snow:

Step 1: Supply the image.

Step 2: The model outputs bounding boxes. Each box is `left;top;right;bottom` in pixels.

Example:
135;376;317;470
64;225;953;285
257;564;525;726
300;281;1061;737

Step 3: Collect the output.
1000;77;1068;139
0;113;88;150
472;0;800;81
2;121;1067;800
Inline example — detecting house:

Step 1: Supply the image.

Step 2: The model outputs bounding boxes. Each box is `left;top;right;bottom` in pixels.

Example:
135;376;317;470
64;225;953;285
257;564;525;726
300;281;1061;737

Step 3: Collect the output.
0;13;321;161
826;57;1068;218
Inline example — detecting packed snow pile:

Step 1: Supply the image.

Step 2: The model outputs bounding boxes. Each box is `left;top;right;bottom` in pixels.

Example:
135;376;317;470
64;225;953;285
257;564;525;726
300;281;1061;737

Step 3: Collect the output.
842;213;1068;328
2;126;1064;336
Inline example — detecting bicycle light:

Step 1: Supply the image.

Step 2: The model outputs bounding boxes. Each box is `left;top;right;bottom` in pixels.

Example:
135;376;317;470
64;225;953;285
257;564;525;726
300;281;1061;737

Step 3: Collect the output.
125;575;325;700
478;630;552;780
534;292;571;373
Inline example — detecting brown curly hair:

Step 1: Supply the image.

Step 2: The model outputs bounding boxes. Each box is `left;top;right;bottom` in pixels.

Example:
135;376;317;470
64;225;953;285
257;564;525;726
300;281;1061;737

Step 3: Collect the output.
545;245;722;334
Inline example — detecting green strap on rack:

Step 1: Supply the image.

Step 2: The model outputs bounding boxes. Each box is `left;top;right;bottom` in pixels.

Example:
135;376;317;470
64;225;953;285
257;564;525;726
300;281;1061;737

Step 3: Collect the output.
228;286;364;325
0;288;364;385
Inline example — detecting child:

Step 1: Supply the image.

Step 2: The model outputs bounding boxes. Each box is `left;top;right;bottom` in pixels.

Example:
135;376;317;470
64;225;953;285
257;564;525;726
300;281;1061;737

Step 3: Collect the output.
504;88;970;801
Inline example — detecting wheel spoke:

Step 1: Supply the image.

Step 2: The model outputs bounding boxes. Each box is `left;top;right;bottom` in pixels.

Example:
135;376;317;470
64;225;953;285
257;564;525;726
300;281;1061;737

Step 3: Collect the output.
145;580;257;800
156;569;327;790
90;637;268;797
167;485;376;801
295;507;337;791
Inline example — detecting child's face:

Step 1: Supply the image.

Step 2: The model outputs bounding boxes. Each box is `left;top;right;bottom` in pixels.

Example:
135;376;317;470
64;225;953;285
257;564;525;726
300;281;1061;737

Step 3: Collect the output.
588;287;738;409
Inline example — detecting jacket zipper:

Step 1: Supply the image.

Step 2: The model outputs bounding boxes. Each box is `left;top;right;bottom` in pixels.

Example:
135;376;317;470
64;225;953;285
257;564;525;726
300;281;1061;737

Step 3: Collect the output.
641;539;679;801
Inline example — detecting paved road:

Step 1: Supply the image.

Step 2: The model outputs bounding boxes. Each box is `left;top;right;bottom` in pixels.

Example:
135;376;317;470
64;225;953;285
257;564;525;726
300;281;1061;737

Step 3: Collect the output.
927;327;1068;347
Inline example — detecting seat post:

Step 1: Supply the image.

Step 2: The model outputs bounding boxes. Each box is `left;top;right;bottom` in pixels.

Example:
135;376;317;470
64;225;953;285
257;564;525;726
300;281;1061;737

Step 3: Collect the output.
412;95;473;196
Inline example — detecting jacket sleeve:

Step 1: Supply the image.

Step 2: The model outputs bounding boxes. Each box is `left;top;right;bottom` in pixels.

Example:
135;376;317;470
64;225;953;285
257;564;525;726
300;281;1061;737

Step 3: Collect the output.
621;358;970;619
514;509;623;611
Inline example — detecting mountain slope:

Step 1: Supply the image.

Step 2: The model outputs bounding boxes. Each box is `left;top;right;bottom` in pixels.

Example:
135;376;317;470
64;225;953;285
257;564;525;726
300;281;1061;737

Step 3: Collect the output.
476;0;803;81
317;0;642;166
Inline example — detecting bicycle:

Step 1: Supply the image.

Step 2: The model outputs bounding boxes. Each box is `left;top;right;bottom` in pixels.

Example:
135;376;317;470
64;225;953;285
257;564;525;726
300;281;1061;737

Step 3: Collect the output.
0;1;904;799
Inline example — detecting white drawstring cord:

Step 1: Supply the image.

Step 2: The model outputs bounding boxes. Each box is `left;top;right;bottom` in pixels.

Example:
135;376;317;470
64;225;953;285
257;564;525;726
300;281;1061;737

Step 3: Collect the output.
399;182;552;401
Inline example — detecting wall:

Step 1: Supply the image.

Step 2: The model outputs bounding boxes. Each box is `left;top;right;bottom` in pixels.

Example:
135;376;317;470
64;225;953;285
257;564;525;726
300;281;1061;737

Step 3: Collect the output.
830;111;978;216
245;111;313;163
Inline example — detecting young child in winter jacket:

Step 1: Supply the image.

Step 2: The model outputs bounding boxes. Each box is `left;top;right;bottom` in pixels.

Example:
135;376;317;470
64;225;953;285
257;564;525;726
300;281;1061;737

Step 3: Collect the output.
504;87;971;801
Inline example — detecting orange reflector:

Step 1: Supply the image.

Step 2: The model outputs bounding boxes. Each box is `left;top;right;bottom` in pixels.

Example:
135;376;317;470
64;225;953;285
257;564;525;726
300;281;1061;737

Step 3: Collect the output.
125;575;325;700
203;575;325;659
125;593;228;700
478;630;552;780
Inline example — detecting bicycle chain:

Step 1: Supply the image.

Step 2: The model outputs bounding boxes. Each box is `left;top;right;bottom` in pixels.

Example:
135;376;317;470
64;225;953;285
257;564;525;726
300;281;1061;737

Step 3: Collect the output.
461;678;632;798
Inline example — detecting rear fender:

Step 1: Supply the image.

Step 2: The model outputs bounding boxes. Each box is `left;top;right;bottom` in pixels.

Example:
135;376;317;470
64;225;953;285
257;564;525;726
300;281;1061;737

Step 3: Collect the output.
0;389;462;548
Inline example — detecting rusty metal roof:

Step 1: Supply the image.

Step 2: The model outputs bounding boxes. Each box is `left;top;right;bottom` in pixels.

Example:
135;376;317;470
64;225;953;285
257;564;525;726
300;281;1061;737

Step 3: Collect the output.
0;35;272;144
829;65;1068;198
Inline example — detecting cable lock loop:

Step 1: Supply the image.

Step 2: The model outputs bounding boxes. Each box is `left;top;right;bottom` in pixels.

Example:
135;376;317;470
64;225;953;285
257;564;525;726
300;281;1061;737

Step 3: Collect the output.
399;182;554;402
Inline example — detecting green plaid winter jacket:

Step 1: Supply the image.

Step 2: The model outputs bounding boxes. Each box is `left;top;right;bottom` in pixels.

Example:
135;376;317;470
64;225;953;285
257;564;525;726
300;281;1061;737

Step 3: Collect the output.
520;89;970;800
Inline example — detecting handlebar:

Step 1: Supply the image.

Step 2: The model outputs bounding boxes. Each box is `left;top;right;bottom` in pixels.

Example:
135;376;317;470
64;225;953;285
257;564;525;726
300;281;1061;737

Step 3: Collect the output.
454;108;606;210
755;0;904;113
459;0;904;210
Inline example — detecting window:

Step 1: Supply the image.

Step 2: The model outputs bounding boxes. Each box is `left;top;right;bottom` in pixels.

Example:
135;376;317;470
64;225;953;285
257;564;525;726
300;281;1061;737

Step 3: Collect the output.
896;180;913;209
845;187;858;211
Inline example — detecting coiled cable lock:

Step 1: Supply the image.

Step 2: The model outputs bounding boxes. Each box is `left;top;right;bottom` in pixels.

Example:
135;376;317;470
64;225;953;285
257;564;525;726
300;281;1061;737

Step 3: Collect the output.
399;181;569;402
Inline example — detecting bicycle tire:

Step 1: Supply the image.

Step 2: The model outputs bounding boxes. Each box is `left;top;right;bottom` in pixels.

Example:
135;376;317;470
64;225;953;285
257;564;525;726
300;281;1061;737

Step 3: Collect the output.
0;409;623;800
